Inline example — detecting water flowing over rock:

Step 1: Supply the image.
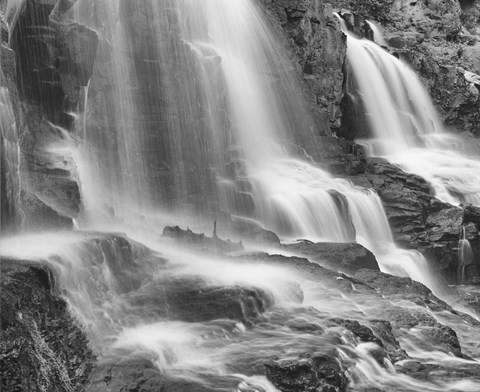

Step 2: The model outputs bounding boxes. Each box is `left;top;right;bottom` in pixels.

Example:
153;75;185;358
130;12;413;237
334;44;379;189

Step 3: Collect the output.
2;0;480;391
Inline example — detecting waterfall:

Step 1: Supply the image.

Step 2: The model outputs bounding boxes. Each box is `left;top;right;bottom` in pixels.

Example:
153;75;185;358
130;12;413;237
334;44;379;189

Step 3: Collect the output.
65;0;438;288
3;1;480;391
345;32;480;206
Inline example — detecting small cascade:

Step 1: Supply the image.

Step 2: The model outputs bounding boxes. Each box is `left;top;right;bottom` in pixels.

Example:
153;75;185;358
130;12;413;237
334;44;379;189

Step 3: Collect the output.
344;27;480;206
458;226;474;285
365;20;387;47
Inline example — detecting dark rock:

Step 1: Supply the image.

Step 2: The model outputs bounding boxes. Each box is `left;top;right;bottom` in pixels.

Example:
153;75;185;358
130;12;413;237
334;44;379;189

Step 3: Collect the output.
464;204;480;226
325;318;382;346
0;259;95;392
282;240;378;274
368;319;408;362
265;351;348;392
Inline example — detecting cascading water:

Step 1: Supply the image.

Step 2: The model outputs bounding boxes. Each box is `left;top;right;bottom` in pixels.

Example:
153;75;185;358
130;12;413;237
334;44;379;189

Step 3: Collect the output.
458;226;474;285
3;1;480;391
344;30;480;206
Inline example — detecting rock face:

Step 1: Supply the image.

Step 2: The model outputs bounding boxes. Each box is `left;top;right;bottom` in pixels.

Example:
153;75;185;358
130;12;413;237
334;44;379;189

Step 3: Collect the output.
0;259;95;392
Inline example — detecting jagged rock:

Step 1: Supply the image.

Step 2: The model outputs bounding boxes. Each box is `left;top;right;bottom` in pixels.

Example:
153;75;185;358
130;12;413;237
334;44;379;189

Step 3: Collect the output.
325;318;382;346
368;319;408;362
0;259;95;392
282;240;378;274
265;351;348;392
163;225;243;253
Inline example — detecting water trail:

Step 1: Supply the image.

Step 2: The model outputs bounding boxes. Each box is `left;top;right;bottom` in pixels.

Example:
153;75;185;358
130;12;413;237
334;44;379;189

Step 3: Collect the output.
345;30;480;206
458;226;474;285
365;20;387;47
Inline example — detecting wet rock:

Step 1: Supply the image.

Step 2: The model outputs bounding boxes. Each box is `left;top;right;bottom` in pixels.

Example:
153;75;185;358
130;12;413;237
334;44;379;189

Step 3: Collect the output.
368;319;408;362
21;190;74;230
265;351;348;392
353;269;450;311
216;213;281;245
282;240;378;274
0;259;95;392
129;276;273;325
163;225;243;253
464;204;480;226
326;318;382;346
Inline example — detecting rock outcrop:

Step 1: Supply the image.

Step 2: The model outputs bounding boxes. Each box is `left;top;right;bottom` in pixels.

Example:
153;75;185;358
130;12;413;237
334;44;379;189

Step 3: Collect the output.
282;240;379;274
0;259;95;392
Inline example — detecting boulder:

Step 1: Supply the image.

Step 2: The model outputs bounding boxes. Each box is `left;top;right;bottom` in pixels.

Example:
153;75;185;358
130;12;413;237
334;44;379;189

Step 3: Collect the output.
282;240;378;274
265;352;348;392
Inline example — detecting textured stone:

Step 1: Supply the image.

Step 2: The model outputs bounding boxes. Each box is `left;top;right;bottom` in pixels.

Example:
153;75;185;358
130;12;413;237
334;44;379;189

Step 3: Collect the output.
282;240;379;274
